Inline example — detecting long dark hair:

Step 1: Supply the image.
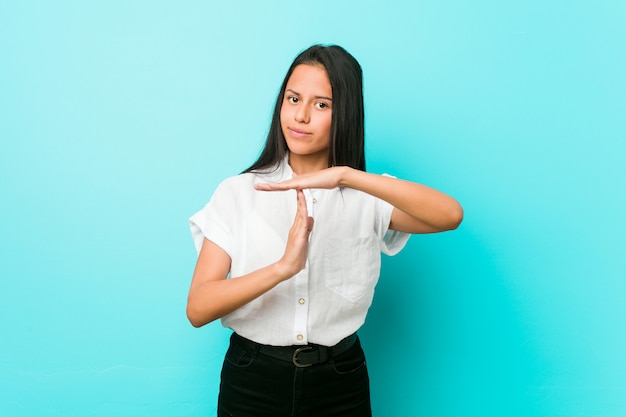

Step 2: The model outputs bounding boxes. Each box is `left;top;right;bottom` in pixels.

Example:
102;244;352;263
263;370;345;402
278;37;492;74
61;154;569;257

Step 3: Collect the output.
243;44;365;173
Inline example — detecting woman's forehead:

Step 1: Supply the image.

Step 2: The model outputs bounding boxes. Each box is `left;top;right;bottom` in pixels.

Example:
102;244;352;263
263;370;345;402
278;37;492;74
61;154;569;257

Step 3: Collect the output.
286;64;332;97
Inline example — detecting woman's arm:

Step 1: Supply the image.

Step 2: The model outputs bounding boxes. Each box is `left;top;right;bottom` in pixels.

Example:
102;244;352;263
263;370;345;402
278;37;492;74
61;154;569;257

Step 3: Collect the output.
254;166;463;234
342;168;463;233
187;189;314;327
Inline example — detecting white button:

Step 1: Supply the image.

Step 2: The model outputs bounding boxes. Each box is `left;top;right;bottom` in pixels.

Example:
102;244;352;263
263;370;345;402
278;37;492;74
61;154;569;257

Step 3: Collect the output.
312;198;317;204
298;298;305;305
296;334;303;341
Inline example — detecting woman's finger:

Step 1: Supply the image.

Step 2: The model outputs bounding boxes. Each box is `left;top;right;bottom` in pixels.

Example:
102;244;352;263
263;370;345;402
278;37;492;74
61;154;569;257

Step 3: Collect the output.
296;189;308;223
255;180;297;191
296;190;314;233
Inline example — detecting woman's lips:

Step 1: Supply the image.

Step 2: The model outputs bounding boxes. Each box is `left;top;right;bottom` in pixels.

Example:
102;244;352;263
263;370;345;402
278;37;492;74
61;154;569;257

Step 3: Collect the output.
287;127;311;138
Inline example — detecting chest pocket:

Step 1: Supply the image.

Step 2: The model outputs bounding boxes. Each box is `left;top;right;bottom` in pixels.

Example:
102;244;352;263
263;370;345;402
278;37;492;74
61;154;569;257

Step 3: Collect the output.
323;235;381;303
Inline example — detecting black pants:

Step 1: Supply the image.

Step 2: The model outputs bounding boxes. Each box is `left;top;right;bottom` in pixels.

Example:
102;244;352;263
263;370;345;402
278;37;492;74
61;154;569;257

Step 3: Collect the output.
218;333;372;417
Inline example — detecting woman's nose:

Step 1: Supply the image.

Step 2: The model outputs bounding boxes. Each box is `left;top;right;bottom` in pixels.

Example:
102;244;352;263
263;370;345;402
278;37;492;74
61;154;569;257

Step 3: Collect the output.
294;105;309;123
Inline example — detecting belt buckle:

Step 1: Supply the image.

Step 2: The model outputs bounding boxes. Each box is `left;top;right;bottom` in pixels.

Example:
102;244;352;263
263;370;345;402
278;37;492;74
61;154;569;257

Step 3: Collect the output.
292;346;313;368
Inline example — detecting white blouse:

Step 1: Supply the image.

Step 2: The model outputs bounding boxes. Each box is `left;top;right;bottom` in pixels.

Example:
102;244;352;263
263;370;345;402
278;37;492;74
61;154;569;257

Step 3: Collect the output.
189;158;410;346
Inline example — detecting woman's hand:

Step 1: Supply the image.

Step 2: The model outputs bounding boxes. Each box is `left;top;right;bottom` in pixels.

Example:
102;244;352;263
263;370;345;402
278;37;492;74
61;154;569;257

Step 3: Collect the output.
275;189;314;278
254;166;349;191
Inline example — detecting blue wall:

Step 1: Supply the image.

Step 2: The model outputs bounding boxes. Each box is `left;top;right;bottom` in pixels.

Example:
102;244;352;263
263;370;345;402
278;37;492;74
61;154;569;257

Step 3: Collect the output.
1;1;625;416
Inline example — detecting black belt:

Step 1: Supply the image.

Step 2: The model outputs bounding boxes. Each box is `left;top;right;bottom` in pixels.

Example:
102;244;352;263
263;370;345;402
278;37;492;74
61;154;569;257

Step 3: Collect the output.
233;333;358;368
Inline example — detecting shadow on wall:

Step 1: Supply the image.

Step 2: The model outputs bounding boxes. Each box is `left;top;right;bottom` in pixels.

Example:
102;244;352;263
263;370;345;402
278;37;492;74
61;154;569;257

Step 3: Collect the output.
360;229;545;416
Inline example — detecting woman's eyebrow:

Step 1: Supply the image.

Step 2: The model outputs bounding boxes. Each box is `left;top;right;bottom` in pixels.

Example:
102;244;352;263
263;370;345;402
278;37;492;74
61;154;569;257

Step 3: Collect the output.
285;89;332;101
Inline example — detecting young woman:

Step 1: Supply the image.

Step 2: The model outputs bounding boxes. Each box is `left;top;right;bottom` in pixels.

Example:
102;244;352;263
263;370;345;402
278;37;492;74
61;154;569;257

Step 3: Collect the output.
188;44;463;417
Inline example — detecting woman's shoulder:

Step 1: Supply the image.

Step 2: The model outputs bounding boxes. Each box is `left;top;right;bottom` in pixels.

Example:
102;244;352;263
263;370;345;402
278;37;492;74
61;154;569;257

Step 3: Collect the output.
202;173;256;209
218;172;257;188
212;170;269;192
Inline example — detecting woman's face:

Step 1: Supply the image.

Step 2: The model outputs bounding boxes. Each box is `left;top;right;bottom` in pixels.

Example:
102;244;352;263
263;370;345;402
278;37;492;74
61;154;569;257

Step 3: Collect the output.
280;64;333;164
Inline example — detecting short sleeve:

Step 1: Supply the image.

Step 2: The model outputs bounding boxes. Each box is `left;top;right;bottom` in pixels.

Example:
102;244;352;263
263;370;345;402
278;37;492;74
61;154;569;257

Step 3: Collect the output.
376;198;410;255
376;174;411;256
189;180;235;257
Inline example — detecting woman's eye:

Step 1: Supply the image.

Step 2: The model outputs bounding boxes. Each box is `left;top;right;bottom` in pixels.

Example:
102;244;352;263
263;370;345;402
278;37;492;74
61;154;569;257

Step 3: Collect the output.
316;102;328;109
287;96;298;103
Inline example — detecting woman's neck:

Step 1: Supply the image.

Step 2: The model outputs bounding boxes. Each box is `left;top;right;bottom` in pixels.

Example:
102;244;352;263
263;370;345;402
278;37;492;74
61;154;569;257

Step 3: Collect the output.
288;152;328;175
